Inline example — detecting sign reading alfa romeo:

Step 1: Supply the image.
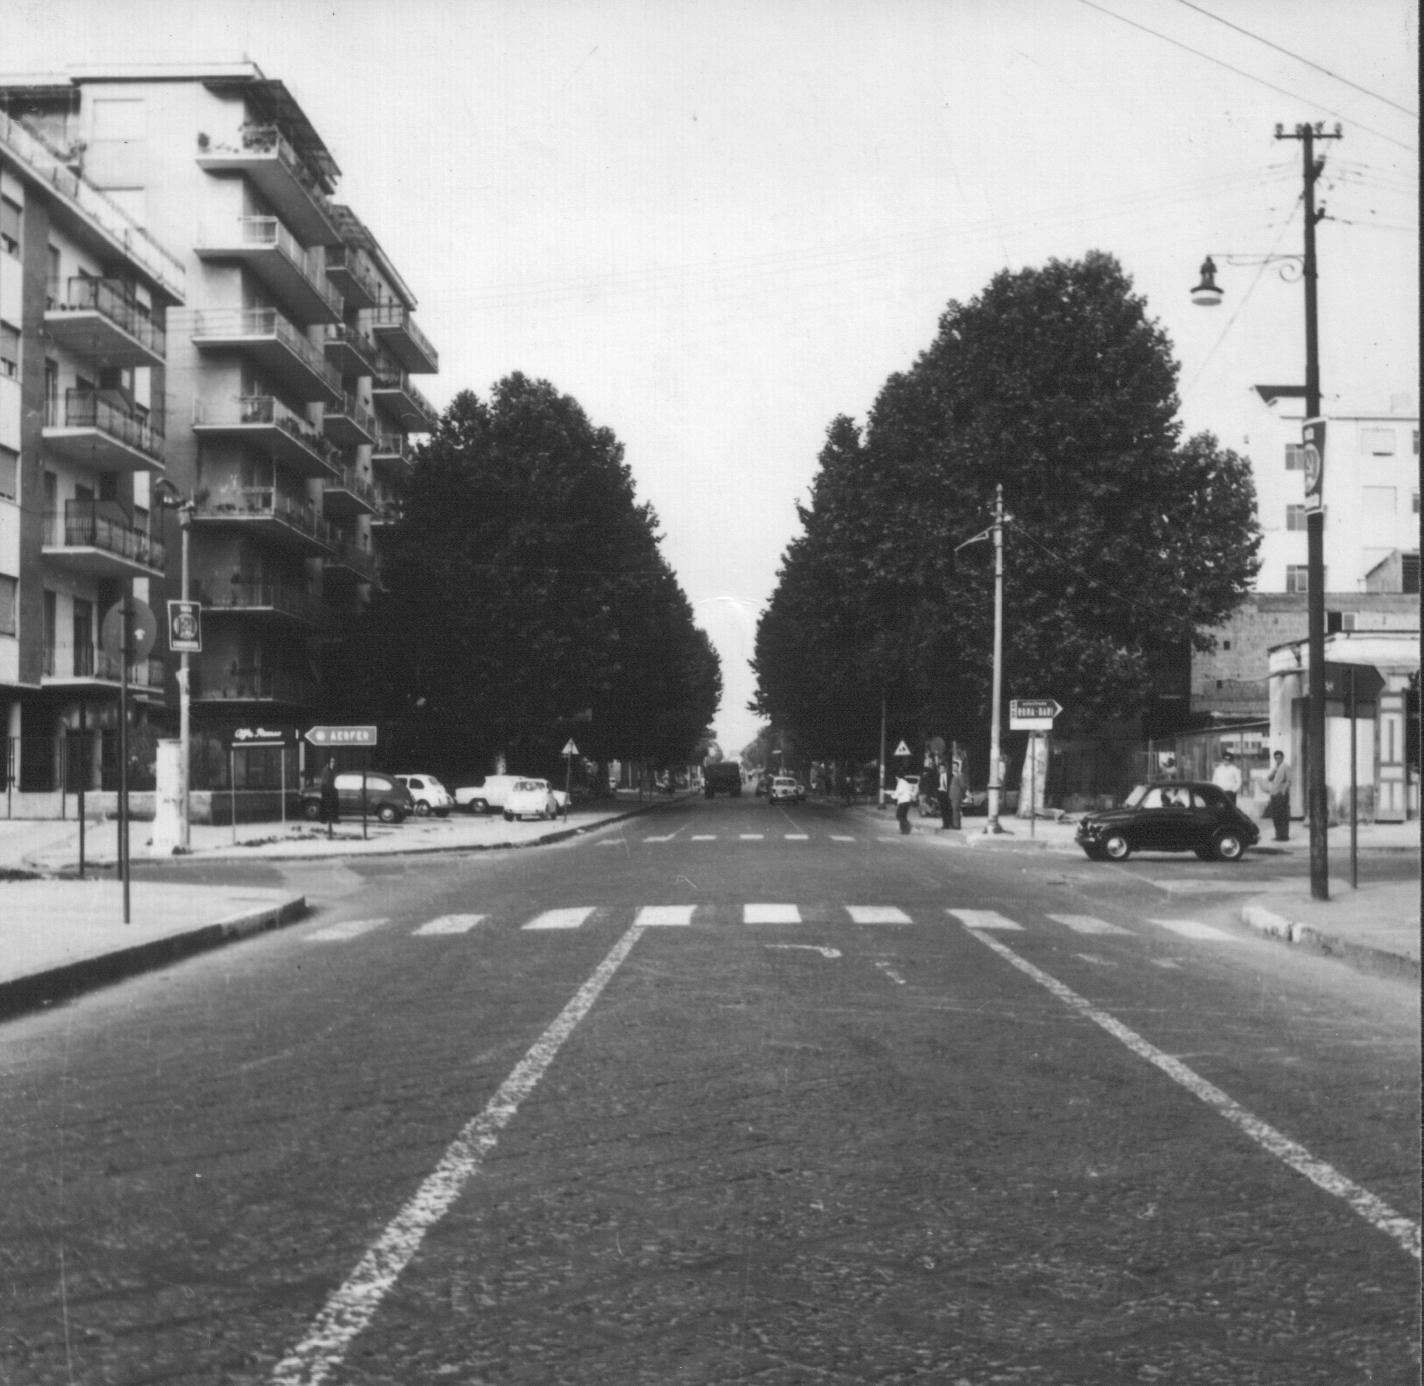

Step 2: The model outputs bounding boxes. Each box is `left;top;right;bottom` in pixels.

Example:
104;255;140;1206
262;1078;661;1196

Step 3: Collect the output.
1009;699;1063;731
1301;417;1326;513
304;725;378;747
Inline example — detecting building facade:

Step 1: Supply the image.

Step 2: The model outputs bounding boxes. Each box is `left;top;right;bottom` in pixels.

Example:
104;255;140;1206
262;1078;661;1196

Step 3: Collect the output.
0;65;438;799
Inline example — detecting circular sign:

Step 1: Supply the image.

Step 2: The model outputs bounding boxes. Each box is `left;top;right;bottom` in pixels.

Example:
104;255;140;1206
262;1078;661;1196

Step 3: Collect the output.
1303;442;1322;497
929;735;946;756
101;597;159;664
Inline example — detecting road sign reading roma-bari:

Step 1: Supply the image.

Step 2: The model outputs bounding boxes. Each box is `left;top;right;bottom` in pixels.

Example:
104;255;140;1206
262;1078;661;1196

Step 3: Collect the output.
1009;698;1062;731
304;725;378;747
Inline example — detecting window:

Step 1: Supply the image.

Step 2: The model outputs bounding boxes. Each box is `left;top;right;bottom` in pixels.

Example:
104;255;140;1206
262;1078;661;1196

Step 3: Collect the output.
1361;427;1396;456
0;445;16;500
0;196;19;259
1413;491;1420;515
1285;443;1306;470
1286;504;1308;531
0;574;15;636
1285;565;1321;593
0;322;17;379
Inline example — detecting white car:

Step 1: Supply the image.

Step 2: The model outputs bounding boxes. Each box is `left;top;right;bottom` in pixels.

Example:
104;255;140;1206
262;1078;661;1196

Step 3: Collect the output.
455;774;523;814
503;778;562;822
394;773;454;817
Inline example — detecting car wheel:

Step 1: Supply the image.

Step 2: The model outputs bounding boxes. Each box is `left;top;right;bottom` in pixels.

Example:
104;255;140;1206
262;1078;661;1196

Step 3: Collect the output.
1102;832;1131;861
303;801;321;821
378;804;398;824
1214;831;1245;862
503;811;513;822
470;799;488;815
415;800;431;816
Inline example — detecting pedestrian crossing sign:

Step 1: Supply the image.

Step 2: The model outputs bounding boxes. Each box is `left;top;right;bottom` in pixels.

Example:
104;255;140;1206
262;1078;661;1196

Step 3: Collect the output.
893;740;911;756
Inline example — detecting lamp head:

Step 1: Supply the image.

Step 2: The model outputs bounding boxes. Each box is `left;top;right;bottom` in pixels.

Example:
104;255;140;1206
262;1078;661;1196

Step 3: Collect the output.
1191;256;1223;307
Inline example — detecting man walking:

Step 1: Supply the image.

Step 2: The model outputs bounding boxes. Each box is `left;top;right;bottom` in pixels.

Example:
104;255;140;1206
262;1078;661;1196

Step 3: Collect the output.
893;772;915;834
1212;749;1242;806
947;759;966;830
1264;750;1292;841
319;757;339;838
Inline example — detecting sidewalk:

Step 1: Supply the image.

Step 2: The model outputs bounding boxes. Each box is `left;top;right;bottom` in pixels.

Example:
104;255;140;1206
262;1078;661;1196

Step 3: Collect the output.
1239;880;1420;980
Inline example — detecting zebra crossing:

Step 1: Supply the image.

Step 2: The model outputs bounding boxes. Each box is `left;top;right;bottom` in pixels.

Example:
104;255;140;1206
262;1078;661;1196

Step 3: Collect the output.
596;831;867;846
303;905;1245;945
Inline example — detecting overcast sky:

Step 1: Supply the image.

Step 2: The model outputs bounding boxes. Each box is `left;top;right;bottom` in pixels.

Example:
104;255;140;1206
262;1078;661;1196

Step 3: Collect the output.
8;0;1417;755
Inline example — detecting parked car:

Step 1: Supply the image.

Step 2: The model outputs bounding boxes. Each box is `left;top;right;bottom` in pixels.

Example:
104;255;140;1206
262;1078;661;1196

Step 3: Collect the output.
1075;780;1260;862
455;774;524;815
503;778;561;821
301;772;413;824
394;773;453;817
768;776;805;804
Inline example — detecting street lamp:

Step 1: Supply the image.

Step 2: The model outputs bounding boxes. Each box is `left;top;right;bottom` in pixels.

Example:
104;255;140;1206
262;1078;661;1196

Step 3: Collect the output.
1193;121;1341;901
152;479;195;851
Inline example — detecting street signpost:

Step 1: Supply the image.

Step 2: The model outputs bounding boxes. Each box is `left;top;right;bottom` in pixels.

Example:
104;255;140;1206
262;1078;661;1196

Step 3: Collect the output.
304;726;379;837
167;600;202;654
1009;700;1063;837
561;739;579;820
102;596;157;923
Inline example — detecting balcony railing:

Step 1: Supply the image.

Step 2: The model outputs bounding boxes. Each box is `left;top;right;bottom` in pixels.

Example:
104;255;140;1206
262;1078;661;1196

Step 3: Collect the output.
205;582;322;625
192;307;342;398
372;358;439;430
193;487;334;548
45;500;166;570
325;244;382;306
194;665;317;705
202;217;342;317
46;389;165;462
46;645;164;687
325;393;377;441
193;395;343;475
47;277;166;356
0;111;186;299
369;301;439;372
330;466;375;505
236;124;335;210
324;322;382;377
326;538;381;583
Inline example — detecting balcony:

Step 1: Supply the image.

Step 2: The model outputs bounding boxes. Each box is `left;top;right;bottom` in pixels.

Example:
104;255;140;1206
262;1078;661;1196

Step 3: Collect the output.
323;393;377;448
193;308;343;406
196;217;342;325
325;538;382;586
372;357;439;432
192;664;317;706
42;646;166;697
43;500;166;579
371;432;414;474
193;396;342;480
44;277;166;369
43;389;165;472
323;322;382;380
325;244;381;310
202;582;322;626
368;301;439;374
369;488;401;526
195;125;340;247
191;487;335;555
323;466;377;519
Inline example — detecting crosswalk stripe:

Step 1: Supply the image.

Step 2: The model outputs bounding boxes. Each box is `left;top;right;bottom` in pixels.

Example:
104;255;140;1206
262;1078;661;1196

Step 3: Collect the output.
523;907;596;931
1148;918;1239;941
847;905;912;924
744;903;801;924
739;833;764;840
947;909;1023;931
1048;914;1132;936
307;918;388;941
784;834;809;840
643;835;674;842
830;835;856;842
636;905;695;927
690;834;717;840
414;914;485;935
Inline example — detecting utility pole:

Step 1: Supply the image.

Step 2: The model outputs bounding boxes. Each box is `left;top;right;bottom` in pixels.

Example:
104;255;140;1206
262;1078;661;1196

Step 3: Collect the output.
878;689;887;809
1278;120;1341;901
985;484;1006;833
178;503;192;852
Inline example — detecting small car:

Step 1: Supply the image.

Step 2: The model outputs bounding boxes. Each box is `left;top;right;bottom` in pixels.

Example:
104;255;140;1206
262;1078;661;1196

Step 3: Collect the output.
768;776;805;804
301;772;413;824
394;773;453;817
455;774;523;815
503;778;561;821
1075;780;1260;862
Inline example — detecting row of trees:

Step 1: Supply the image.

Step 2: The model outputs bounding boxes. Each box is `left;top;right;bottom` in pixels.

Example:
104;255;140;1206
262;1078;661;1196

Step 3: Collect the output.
752;251;1261;780
347;374;721;786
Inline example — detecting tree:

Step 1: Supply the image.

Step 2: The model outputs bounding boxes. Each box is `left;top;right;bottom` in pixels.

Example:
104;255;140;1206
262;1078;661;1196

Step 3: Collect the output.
754;252;1260;769
370;374;720;779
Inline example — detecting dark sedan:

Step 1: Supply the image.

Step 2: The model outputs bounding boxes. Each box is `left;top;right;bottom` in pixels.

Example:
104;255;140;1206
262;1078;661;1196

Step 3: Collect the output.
1075;780;1259;862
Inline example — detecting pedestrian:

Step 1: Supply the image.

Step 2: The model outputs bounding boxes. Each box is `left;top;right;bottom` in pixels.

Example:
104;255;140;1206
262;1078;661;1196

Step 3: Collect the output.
893;772;915;834
319;757;339;837
1264;750;1292;841
947;759;966;830
1212;749;1242;806
934;757;952;830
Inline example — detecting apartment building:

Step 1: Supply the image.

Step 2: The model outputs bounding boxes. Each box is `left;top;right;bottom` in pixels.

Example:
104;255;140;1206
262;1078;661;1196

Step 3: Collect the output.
1;103;186;792
0;64;438;792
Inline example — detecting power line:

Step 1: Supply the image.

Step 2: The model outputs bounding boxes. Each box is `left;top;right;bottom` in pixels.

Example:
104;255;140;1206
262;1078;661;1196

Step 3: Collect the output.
1173;0;1419;120
1076;0;1417;154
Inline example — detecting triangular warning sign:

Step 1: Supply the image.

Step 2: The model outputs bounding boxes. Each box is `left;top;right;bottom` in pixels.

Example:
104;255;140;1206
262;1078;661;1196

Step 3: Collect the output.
893;740;911;756
561;739;579;756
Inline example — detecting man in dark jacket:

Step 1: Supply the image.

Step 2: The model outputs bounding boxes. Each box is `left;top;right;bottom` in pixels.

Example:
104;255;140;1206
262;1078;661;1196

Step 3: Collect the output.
320;758;339;837
947;760;966;830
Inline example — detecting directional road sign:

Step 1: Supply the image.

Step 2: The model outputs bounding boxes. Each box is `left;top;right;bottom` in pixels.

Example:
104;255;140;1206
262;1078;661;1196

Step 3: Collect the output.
304;725;378;747
1009;698;1063;732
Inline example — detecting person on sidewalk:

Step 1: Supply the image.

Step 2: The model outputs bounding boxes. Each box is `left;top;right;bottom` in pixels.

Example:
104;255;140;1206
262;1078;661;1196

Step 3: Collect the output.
893;773;916;834
1264;751;1292;841
319;758;339;838
1212;749;1242;805
947;759;966;830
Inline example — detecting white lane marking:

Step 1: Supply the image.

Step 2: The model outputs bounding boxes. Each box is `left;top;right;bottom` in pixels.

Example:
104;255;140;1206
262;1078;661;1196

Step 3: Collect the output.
745;903;801;924
875;960;907;984
1048;913;1132;936
1148;918;1239;941
690;834;717;841
414;914;485;935
739;833;765;841
643;835;674;843
270;919;650;1384
830;834;856;841
847;906;912;925
306;918;388;942
965;927;1422;1263
946;909;1023;931
635;905;694;927
765;943;841;959
522;907;595;931
784;834;810;841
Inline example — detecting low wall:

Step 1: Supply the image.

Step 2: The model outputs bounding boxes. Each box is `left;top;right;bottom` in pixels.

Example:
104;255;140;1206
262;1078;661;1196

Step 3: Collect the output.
2;790;300;824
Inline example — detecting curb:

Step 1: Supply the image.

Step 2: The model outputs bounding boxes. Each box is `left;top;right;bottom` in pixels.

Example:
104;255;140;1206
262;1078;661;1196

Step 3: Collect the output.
0;894;308;1022
1240;902;1420;982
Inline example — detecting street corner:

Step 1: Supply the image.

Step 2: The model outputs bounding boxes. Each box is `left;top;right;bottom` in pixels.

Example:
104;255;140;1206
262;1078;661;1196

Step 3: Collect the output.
1239;889;1421;982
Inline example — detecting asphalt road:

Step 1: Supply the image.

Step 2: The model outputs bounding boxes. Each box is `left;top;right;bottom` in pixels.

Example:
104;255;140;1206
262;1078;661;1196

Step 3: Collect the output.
1;795;1417;1384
